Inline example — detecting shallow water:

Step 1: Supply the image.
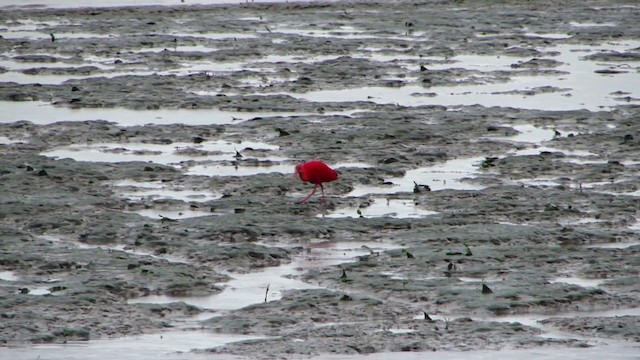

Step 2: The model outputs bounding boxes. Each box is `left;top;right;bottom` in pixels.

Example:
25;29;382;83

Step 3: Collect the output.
310;343;640;360
41;234;189;264
348;156;486;197
0;101;335;126
126;208;216;219
128;240;400;311
0;0;284;8
587;241;640;249
115;184;222;203
42;140;282;165
25;287;52;296
0;136;23;144
186;162;294;177
550;276;606;288
289;41;640;111
558;217;607;226
0;331;261;360
322;198;438;219
490;124;556;144
42;139;368;179
415;306;640;346
0;270;19;281
129;261;322;310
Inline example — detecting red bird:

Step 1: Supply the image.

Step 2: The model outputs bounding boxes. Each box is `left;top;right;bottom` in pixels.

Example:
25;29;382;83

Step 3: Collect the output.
295;160;338;203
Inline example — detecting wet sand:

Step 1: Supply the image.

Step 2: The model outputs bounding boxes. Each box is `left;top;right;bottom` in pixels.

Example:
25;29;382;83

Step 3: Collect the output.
1;0;639;358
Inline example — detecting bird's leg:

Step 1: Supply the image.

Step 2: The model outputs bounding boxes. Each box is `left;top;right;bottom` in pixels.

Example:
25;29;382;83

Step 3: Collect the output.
299;184;318;204
320;184;327;203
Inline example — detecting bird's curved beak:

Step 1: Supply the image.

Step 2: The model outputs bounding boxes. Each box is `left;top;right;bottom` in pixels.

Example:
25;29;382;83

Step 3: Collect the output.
291;162;304;180
291;166;301;180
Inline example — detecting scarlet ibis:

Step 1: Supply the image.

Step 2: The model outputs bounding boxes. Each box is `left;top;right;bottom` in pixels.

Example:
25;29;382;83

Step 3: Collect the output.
294;160;338;203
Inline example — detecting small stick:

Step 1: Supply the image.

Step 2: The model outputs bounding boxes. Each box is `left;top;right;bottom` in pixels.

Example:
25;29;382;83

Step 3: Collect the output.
264;283;270;303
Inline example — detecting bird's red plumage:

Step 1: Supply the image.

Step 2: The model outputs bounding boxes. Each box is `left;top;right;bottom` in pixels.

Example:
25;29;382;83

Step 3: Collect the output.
296;161;338;184
295;161;338;203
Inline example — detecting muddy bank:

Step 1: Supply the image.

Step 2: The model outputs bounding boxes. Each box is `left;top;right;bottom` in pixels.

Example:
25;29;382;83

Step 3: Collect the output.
1;0;640;358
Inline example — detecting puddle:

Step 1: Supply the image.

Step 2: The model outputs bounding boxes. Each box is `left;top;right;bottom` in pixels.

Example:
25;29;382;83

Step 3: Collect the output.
310;343;640;360
0;59;81;71
489;124;556;143
558;217;607;226
0;71;161;85
560;158;610;165
383;328;416;334
346;52;423;66
254;54;344;65
0;62;154;85
111;180;222;203
0;136;27;144
271;27;375;40
504;176;594;189
0;0;288;8
128;45;218;53
0;22;113;39
286;41;640;111
129;261;322;311
570;22;616;27
458;276;503;283
377;271;443;282
136;54;338;79
414;307;640;344
41;234;188;264
348;157;486;197
587;241;640;249
0;101;353;126
26;287;52;296
129;241;400;311
272;27;430;42
512;146;597;157
602;189;640;197
0;271;19;281
110;180;168;189
426;53;527;71
550;277;606;288
417;306;640;323
127;208;215;220
524;32;572;39
497;221;532;227
40;139;305;179
568;158;640;166
322;198;438;219
187;162;293;177
294;241;401;268
157;61;246;76
0;330;263;360
168;32;256;40
482;307;640;341
0;71;117;85
0;30;50;40
41;140;281;166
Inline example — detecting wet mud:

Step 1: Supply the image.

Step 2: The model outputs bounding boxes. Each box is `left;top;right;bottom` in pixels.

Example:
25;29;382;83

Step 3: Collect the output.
1;0;639;359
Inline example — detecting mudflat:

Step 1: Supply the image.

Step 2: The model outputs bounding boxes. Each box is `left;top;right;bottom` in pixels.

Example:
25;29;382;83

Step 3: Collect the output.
0;0;639;359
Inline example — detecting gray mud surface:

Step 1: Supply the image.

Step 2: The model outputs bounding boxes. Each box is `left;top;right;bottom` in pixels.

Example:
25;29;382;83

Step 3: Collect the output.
1;0;639;358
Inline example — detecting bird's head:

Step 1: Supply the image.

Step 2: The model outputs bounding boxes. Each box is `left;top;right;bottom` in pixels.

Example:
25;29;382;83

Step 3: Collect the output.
293;162;305;180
